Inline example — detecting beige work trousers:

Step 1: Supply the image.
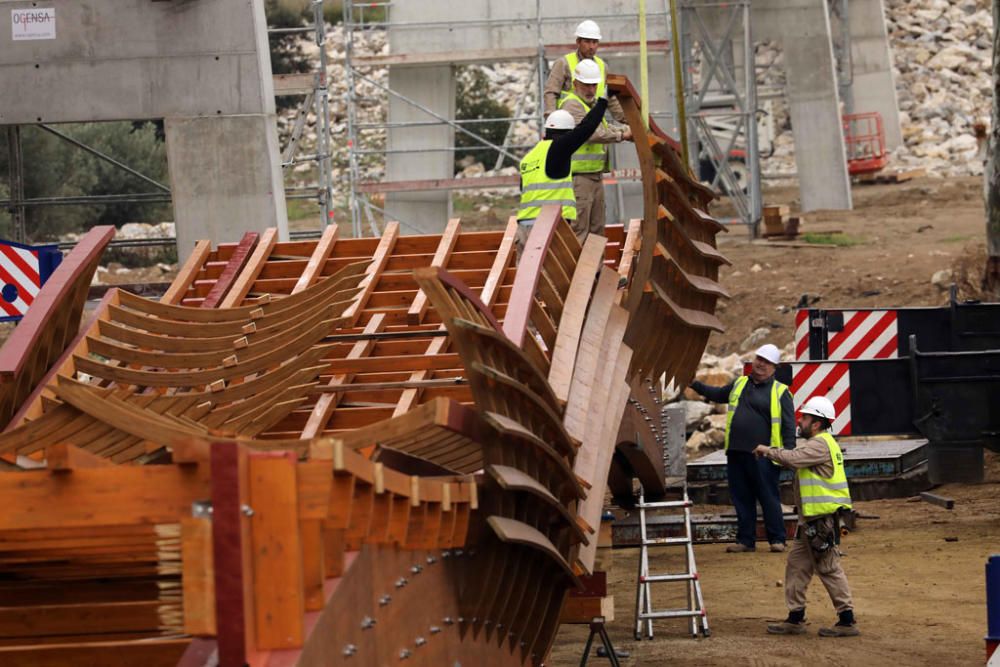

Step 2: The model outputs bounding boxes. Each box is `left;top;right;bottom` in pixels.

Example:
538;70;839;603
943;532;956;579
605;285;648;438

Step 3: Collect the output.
570;173;605;243
785;529;854;614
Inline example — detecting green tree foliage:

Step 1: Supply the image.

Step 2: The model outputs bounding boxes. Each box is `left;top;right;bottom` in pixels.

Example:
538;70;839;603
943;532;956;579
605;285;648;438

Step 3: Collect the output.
454;68;513;171
0;123;170;242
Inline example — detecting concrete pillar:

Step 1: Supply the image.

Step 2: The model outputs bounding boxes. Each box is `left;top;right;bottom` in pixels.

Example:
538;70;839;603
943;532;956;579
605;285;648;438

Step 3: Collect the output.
848;0;902;149
754;0;852;212
384;66;455;234
165;115;289;256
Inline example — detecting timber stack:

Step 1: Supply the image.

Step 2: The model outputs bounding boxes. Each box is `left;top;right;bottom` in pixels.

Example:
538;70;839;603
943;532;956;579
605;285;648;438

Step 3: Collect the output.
0;76;728;666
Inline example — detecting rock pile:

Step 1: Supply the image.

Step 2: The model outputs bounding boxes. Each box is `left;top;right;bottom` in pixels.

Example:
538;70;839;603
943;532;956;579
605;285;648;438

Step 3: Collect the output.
886;0;991;177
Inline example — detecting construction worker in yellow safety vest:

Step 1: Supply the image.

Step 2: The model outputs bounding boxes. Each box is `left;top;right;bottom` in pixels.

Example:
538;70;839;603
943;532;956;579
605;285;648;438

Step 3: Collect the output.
689;343;795;553
754;395;859;638
543;20;626;124
557;59;632;242
515;94;610;258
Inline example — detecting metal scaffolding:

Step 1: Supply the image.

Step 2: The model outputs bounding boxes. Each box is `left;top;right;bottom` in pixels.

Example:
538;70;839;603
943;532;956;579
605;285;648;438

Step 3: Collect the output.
678;0;762;236
340;1;676;237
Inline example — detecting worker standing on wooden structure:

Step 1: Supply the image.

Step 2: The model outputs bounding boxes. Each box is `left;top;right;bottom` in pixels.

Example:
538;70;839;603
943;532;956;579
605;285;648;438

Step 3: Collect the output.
557;59;632;241
544;20;626;123
689;343;793;553
754;395;859;637
516;96;608;255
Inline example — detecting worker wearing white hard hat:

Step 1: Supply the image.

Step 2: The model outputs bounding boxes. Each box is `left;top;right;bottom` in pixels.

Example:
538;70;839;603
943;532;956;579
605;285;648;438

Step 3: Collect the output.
515;97;610;257
543;20;626;123
689;342;795;553
754;394;858;638
555;59;633;242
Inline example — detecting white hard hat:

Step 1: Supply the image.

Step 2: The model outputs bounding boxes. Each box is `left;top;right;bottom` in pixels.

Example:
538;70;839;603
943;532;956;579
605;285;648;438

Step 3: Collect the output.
575;19;602;40
574;59;602;84
545;109;575;131
754;343;781;365
800;395;836;421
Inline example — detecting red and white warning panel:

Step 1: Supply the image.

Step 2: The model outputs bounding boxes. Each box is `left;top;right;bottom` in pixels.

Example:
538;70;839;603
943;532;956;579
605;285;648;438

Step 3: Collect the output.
826;310;898;360
789;362;852;436
795;308;899;361
0;240;62;322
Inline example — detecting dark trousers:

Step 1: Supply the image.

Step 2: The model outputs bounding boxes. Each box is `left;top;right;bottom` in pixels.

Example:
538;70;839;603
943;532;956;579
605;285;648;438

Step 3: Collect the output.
726;451;786;547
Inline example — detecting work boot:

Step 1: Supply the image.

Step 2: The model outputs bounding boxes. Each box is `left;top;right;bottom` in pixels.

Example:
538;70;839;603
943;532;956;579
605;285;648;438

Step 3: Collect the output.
767;609;806;635
819;609;860;637
769;542;786;553
726;543;755;553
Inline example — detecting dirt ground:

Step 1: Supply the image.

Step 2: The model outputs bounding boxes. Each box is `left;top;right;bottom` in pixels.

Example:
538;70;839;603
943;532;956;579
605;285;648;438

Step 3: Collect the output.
548;452;1000;666
705;176;994;355
546;177;1000;666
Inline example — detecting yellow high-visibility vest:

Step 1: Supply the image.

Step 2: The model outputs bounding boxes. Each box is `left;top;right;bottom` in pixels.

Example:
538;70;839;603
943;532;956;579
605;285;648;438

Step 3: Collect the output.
557;91;608;174
517;139;576;222
798;432;853;518
564;53;608;100
724;375;789;451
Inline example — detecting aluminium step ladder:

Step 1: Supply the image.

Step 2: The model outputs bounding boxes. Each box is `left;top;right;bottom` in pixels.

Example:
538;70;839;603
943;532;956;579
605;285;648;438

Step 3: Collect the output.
633;485;710;639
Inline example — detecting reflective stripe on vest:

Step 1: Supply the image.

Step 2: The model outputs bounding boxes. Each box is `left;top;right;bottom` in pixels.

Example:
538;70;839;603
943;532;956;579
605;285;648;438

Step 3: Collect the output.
557;90;608;174
564;53;608;99
798;432;853;517
724;376;789;453
518;139;576;222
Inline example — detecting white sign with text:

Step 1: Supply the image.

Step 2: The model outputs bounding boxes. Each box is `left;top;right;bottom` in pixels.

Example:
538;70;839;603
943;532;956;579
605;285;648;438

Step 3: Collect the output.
11;8;55;40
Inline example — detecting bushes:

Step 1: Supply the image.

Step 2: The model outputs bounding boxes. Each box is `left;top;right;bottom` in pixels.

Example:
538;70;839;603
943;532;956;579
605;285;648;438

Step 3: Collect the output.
454;67;514;171
0;122;171;243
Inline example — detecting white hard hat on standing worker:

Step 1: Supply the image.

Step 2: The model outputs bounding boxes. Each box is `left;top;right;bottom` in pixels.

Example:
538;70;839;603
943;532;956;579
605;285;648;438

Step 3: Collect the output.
755;343;781;365
575;20;602;41
799;395;837;422
573;59;602;85
544;109;575;131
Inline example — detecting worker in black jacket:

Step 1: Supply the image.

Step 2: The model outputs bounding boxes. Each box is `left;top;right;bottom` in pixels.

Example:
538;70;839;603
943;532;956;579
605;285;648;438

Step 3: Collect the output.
689;343;796;552
515;95;609;256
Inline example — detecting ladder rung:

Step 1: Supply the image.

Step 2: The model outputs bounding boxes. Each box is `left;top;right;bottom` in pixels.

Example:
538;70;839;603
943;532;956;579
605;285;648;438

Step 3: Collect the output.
638;500;692;509
643;537;690;546
640;572;698;583
639;609;706;620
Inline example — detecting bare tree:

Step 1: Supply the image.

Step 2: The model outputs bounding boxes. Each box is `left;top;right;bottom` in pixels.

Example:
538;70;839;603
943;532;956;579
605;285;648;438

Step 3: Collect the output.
987;0;1000;291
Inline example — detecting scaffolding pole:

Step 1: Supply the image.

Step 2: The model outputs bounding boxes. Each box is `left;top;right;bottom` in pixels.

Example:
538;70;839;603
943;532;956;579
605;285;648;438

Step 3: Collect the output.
342;3;676;237
679;0;761;236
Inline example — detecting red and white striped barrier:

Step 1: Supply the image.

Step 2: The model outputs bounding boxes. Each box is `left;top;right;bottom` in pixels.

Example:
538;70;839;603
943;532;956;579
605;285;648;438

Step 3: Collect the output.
0;240;62;322
790;361;852;435
826;310;898;360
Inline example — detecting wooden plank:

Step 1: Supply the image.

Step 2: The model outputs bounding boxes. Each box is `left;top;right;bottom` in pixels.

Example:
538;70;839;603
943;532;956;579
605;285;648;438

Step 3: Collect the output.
0;600;162;637
503;206;561;348
292;225;339;294
201;232;259;309
563;269;620;441
210;442;252;666
0;638;190;666
273;72;315;96
248;451;305;649
182;517;216;636
0;464;209;531
407;218;461;324
220;228;279;308
343;222;400;322
301;313;386;438
300;519;325;611
920;491;954;510
548;234;607;403
45;443;113;471
162;240;212;305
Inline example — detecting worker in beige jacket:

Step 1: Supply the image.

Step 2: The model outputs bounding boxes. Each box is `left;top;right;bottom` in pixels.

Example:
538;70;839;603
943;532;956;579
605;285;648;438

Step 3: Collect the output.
543;20;626;124
753;395;860;638
556;59;632;241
